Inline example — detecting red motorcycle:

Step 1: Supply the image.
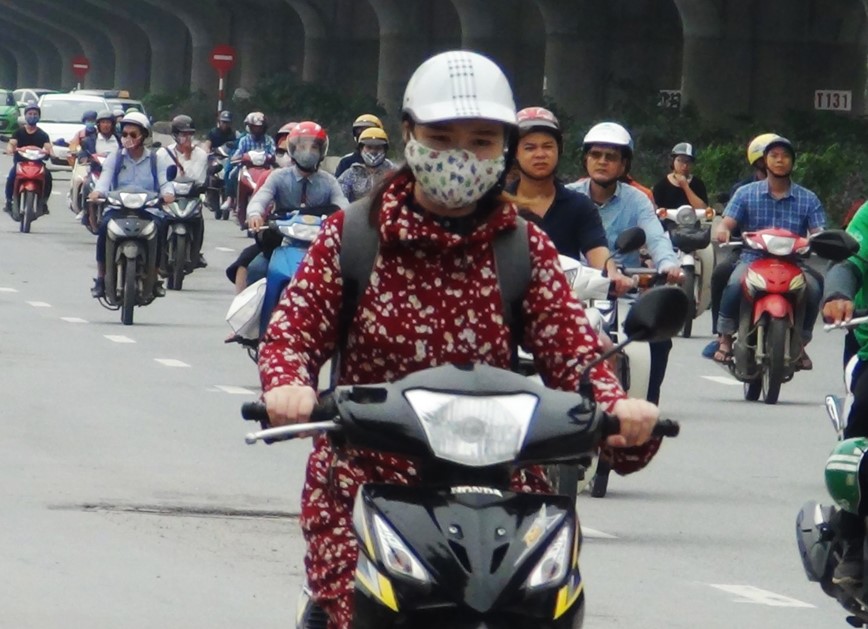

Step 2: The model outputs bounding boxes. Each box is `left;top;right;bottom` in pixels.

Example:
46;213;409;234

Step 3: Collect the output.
12;146;49;233
729;228;853;404
234;150;274;229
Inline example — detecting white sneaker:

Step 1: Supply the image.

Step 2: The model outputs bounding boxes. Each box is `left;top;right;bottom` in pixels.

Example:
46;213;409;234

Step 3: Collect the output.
75;211;84;221
220;197;234;211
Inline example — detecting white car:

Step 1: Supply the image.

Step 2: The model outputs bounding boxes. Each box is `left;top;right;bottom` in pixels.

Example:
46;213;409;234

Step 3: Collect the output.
14;88;58;113
37;93;111;165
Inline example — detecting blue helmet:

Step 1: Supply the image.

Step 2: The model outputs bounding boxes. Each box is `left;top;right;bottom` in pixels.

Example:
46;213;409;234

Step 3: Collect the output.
81;110;98;123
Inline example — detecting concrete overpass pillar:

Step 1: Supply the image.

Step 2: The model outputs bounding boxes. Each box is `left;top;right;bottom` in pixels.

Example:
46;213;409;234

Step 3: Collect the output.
0;19;65;89
329;0;380;97
0;47;16;87
536;0;607;117
0;42;39;87
4;0;115;88
285;0;330;82
85;0;187;93
76;1;150;94
675;0;753;118
232;2;302;88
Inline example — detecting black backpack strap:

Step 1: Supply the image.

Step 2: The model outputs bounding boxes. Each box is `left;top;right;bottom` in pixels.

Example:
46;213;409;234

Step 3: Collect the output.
333;197;378;383
493;217;531;365
111;149;125;189
150;150;159;190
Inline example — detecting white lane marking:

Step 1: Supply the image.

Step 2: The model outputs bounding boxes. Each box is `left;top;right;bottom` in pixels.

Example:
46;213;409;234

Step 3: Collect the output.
708;584;814;608
215;246;235;252
51;191;62;196
701;375;742;386
0;287;19;293
582;527;618;539
26;301;52;308
213;385;257;395
61;317;88;324
105;335;136;344
155;358;191;368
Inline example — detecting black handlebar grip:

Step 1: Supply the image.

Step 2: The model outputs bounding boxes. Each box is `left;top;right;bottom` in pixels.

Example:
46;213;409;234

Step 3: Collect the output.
652;418;680;438
241;402;268;422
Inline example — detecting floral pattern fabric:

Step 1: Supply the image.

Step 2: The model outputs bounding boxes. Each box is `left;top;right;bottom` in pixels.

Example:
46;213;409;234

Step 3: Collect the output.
259;174;645;629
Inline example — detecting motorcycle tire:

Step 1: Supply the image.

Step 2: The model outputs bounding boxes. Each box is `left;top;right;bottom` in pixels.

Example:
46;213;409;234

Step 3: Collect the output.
169;237;187;291
590;459;611;498
681;266;696;338
763;318;788;405
221;209;230;221
20;190;35;234
744;378;762;401
121;258;136;326
554;464;580;502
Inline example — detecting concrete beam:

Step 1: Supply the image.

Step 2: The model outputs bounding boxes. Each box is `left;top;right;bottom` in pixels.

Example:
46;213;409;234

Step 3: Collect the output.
0;18;62;88
84;0;188;93
74;1;150;94
284;0;330;82
30;0;118;88
0;2;83;88
0;38;41;88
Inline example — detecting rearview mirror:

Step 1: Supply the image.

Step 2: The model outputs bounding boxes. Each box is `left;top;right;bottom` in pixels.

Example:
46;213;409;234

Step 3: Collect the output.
614;227;646;254
623;286;689;342
810;230;859;261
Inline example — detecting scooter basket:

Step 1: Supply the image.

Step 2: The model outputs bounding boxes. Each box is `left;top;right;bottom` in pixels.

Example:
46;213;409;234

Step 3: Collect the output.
670;226;711;253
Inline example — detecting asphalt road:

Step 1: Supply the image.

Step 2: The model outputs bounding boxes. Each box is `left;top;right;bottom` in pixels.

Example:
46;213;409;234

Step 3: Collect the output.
0;150;852;628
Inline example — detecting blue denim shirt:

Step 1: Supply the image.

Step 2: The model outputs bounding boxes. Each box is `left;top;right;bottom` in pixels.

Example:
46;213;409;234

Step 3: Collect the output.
566;179;679;271
724;179;826;261
247;165;349;219
94;147;173;196
224;133;276;179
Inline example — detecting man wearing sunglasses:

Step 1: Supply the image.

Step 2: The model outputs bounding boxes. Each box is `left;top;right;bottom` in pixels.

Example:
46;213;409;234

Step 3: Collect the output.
567;122;681;408
88;112;174;299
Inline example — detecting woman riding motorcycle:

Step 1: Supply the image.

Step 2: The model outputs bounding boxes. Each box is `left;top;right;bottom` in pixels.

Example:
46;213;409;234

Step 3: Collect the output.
257;50;662;629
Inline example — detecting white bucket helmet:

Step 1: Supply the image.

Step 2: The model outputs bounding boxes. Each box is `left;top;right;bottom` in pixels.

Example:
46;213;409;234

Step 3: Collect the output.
402;50;517;126
120;111;151;137
582;122;634;157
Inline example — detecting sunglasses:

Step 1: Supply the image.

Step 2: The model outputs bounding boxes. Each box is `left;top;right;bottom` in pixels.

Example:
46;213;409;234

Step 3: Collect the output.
587;149;623;163
121;132;141;139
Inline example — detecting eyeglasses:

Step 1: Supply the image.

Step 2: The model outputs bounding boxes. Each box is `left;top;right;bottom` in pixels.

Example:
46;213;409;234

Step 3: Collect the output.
587;149;623;163
121;132;141;139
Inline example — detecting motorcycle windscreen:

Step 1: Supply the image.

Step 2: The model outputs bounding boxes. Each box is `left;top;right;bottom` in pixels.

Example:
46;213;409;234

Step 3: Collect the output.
355;483;581;621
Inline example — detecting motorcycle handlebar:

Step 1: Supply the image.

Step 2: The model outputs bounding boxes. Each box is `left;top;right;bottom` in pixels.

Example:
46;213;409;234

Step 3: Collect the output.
241;401;681;444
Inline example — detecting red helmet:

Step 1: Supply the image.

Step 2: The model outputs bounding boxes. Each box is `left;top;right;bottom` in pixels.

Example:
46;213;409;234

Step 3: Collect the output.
516;106;562;154
275;121;299;149
288;121;329;169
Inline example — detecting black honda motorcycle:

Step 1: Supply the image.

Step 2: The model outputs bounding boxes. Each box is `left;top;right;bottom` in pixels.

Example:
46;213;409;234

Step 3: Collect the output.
243;286;687;628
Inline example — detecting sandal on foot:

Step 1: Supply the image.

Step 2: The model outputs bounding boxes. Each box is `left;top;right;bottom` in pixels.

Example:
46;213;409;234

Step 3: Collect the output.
713;347;733;365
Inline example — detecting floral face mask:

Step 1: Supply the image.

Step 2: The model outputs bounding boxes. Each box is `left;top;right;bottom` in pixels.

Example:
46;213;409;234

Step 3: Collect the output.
404;138;505;210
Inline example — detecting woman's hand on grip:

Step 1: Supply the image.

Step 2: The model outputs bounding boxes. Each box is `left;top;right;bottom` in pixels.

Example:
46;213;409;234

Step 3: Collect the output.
608;398;658;448
262;385;318;427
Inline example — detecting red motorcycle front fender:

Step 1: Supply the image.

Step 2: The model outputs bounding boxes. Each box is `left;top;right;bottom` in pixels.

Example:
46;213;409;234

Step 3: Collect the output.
753;293;793;325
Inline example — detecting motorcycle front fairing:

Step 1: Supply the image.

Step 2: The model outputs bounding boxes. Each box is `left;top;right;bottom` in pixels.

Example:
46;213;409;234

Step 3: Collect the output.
103;189;162;305
352;484;583;629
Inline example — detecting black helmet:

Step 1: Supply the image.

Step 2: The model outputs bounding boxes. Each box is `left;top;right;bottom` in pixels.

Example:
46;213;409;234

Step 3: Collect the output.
171;114;195;136
764;136;796;162
24;101;40;115
81;110;98;124
218;110;232;123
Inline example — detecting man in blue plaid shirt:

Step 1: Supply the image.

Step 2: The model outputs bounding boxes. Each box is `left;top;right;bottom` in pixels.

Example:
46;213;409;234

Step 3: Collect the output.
713;136;825;368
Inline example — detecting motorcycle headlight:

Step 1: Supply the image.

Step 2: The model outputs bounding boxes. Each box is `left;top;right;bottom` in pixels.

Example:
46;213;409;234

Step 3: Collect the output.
675;206;697;227
761;234;796;256
250;152;266;166
403;390;538;467
372;514;430;584
285;223;321;242
119;192;147;210
525;525;573;589
173;181;193;196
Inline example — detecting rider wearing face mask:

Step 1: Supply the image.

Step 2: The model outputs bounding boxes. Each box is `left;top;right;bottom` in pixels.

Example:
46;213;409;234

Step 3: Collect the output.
274;121;298;168
257;50;661;629
4;102;53;218
88;112;175;299
336;126;396;203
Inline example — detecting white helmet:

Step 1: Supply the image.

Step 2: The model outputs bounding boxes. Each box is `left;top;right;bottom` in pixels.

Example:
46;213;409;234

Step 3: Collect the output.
120;111;151;137
582;122;633;157
402;50;516;126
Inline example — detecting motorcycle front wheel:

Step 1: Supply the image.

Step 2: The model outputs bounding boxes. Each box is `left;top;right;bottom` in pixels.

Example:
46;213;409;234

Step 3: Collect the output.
168;236;187;291
121;258;136;325
20;190;36;234
681;265;696;338
763;317;788;404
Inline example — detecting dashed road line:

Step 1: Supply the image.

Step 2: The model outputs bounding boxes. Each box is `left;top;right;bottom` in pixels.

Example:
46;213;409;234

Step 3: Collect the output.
0;287;19;293
701;375;742;386
26;301;52;308
582;527;618;539
708;584;814;608
213;385;257;395
104;335;136;344
215;246;235;252
61;317;88;324
155;358;191;368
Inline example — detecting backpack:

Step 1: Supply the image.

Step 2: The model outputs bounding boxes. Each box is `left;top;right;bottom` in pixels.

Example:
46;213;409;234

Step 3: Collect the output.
336;197;530;367
111;148;159;191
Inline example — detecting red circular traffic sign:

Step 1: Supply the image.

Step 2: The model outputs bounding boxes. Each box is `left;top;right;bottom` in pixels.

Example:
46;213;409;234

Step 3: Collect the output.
71;55;90;79
209;45;236;74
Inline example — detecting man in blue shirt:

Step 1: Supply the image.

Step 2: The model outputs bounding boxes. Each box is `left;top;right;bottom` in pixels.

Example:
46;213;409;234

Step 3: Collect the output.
88;112;174;298
221;111;276;212
568;122;681;407
714;136;825;368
